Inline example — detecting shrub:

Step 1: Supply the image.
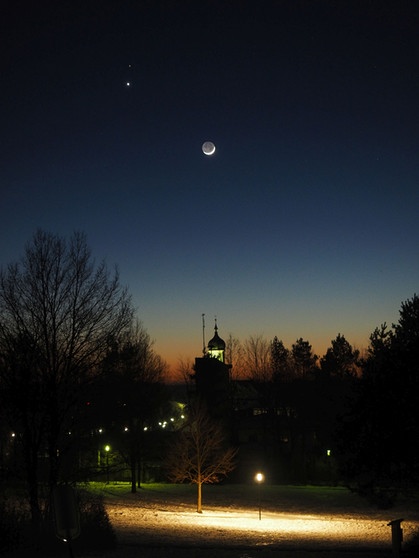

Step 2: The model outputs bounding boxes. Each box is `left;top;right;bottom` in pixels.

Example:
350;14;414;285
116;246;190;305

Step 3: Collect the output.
405;528;419;556
74;489;117;553
0;496;29;553
46;488;117;556
0;487;116;556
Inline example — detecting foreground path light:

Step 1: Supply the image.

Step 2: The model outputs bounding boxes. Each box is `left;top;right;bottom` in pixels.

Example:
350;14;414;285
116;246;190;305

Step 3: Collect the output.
254;472;265;520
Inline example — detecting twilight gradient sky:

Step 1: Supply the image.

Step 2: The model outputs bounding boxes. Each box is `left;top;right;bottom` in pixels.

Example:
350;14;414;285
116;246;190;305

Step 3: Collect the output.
1;1;419;371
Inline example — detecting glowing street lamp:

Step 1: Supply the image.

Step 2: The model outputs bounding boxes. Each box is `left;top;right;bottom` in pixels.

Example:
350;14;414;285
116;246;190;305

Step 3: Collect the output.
255;472;264;520
105;445;110;484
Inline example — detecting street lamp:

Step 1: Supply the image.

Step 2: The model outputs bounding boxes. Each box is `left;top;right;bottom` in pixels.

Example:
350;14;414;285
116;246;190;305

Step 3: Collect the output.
255;472;264;520
104;445;110;484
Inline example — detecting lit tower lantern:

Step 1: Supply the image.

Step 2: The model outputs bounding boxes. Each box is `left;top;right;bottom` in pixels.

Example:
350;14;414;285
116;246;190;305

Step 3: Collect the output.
207;319;226;363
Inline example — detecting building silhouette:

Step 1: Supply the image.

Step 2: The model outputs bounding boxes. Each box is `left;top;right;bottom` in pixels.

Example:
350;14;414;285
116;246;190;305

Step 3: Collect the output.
193;319;231;422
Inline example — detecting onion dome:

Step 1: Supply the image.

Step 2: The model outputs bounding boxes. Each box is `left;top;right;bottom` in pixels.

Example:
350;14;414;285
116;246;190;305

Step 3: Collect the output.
207;320;225;362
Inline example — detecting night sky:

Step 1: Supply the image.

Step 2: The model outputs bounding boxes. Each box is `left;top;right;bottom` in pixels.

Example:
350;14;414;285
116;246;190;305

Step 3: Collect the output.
1;1;419;371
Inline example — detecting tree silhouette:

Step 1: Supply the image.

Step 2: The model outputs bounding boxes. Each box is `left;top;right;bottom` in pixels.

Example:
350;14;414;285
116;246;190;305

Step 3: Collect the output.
98;321;168;492
166;399;237;513
291;338;318;377
243;334;271;381
320;334;360;378
270;336;291;381
0;230;133;526
337;295;419;499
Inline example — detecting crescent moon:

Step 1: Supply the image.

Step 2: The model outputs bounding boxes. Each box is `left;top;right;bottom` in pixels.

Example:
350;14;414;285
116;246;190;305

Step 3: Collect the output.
202;141;216;156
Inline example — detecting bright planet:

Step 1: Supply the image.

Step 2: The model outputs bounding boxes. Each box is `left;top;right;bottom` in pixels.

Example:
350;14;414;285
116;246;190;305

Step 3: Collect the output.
202;141;216;156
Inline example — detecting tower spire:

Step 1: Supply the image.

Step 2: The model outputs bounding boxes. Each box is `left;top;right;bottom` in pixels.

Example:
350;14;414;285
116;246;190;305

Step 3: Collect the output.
202;313;206;356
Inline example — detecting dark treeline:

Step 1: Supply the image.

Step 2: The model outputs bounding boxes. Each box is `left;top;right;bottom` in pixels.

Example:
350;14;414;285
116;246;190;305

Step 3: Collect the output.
218;296;419;506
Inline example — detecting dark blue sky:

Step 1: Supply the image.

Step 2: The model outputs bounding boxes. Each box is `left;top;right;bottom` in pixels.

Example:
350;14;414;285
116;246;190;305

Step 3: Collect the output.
1;1;419;369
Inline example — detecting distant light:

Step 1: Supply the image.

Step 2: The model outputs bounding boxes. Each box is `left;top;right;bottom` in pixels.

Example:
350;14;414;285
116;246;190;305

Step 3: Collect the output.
126;82;131;87
104;445;110;452
327;449;331;457
255;472;264;483
144;426;148;431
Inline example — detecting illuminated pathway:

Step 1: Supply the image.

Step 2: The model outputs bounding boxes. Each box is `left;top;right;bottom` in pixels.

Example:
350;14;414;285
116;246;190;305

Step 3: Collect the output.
106;504;419;552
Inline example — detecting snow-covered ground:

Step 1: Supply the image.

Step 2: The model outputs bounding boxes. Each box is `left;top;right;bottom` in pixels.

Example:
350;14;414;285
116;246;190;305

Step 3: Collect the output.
87;484;419;558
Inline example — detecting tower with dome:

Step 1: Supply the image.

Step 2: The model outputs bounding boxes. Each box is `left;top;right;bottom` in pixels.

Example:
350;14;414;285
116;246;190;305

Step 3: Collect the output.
193;318;231;421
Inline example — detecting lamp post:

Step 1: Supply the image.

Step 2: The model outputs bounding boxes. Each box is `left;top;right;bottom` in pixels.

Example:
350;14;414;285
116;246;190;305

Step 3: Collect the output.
255;472;264;520
104;445;110;484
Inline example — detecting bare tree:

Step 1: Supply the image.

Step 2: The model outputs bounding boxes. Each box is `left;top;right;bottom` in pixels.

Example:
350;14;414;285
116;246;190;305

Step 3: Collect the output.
0;230;133;525
225;333;245;379
242;334;272;382
176;356;195;384
166;399;237;513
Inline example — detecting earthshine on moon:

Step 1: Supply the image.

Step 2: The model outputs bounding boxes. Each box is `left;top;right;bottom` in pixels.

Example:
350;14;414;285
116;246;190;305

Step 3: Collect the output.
202;141;216;156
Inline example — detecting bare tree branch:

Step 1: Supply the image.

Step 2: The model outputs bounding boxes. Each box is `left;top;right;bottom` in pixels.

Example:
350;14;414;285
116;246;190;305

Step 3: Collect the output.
166;399;237;512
